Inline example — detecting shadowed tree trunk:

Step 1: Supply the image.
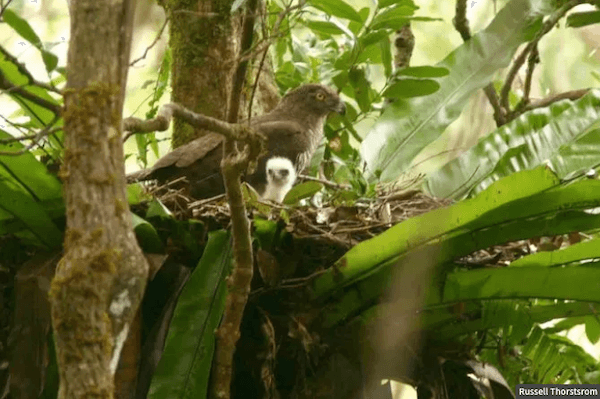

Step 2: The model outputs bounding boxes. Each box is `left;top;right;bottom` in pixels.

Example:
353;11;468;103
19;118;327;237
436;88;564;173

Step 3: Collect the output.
49;0;149;398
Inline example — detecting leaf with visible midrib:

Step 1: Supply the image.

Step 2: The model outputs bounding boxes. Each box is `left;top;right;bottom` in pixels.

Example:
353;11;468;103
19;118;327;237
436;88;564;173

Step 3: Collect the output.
360;0;554;182
148;231;233;399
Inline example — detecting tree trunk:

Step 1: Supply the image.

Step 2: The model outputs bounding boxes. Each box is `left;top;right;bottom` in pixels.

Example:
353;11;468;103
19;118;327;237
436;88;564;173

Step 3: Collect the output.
49;1;149;398
164;0;241;147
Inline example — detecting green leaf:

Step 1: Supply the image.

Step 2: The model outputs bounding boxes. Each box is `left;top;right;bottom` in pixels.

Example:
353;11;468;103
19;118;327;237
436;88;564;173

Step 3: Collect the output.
443;265;600;304
148;231;233;399
378;0;416;8
131;213;164;253
397;66;449;78
312;167;558;302
585;316;600;344
3;9;58;72
0;176;62;248
0;53;60;129
380;36;393;78
510;238;600;268
383;78;440;98
146;198;172;218
283;181;323;204
304;20;345;36
0;131;63;201
361;0;554;182
307;0;362;22
348;67;372;112
371;4;417;30
566;11;600;28
425;89;600;198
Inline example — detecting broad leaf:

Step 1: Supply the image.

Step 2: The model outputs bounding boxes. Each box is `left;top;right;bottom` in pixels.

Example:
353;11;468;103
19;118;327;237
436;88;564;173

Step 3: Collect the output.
361;0;554;182
3;9;58;72
567;11;600;28
425;90;600;198
148;231;233;399
307;0;362;23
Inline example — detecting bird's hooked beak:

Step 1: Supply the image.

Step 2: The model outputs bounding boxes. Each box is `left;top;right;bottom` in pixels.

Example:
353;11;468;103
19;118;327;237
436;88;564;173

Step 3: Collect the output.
335;101;346;116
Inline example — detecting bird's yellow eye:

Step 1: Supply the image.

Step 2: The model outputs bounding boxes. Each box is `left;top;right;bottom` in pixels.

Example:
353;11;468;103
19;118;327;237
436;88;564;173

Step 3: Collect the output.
316;92;326;101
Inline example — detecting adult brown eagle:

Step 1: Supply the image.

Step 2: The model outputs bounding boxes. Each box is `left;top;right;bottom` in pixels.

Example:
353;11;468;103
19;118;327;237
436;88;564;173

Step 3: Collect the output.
128;84;345;199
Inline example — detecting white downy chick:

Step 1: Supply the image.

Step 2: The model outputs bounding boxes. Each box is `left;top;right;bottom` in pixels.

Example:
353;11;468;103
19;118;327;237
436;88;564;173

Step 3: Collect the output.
262;156;297;203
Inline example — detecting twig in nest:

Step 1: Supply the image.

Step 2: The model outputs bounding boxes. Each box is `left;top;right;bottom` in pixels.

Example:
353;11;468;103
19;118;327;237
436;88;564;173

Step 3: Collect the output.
298;174;351;190
188;193;227;209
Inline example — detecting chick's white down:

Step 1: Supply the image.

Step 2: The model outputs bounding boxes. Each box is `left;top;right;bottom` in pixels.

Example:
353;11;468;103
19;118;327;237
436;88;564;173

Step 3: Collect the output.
262;157;297;203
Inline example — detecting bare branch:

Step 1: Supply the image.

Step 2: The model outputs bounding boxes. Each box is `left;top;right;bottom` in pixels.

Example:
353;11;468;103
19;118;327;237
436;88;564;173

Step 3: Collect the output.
523;89;590;112
522;44;539;102
500;0;587;112
0;116;61;156
297;174;351;190
211;0;260;397
129;17;169;67
452;0;505;126
0;45;62;94
0;69;62;115
452;0;470;41
123;103;266;145
0;0;14;22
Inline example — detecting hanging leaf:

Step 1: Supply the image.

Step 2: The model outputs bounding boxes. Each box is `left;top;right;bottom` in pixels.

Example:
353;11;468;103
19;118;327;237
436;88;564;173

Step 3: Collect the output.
2;9;58;72
383;78;440;98
307;0;363;23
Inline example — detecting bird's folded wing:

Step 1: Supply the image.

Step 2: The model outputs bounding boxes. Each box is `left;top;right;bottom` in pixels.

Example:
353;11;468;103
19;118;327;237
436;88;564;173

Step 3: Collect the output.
152;132;224;170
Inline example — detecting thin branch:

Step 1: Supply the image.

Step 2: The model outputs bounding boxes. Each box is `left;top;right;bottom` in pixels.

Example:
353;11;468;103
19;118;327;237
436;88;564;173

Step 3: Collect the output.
297;173;351;190
129;18;169;67
0;116;61;156
452;0;471;41
522;44;539;102
0;45;62;94
210;0;260;397
123;103;266;145
523;88;590;112
500;0;586;112
0;0;14;22
452;0;505;125
0;69;62;115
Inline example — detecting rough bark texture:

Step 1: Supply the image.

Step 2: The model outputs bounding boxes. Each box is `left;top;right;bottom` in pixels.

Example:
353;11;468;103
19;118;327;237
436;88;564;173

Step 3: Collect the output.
49;1;149;398
164;0;241;147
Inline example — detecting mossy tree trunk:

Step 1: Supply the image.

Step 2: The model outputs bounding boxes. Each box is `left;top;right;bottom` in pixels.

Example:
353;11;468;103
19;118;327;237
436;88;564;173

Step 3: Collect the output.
49;0;149;398
163;0;241;147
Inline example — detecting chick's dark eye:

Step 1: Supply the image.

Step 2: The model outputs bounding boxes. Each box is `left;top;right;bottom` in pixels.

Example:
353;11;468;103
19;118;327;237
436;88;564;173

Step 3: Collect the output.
281;170;289;177
316;92;326;101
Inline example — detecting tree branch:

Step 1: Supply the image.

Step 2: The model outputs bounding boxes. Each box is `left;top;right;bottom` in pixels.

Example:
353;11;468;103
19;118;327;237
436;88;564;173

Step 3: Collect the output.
211;0;260;397
0;68;62;115
0;45;62;94
123;103;266;147
500;0;586;113
523;89;590;112
129;17;169;67
0;115;61;156
452;0;505;126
